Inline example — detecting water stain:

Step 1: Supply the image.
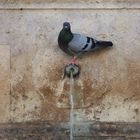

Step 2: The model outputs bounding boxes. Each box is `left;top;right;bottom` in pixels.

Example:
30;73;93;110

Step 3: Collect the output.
38;64;69;121
82;77;112;108
40;97;69;122
11;72;34;100
39;85;54;98
127;61;140;99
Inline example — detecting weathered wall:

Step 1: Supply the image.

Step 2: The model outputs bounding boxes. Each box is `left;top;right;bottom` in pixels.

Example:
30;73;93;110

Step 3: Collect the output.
0;0;140;124
0;45;10;122
0;0;140;9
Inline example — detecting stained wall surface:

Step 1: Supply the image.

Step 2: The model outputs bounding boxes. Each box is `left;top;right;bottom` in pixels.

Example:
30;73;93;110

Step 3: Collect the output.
0;0;140;123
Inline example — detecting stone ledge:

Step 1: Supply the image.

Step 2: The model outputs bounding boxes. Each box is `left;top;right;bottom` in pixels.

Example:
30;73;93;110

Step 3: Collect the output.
0;121;139;139
0;0;140;9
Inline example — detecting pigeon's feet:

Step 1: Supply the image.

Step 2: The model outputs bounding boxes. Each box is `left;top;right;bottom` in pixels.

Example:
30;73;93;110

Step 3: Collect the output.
68;56;78;65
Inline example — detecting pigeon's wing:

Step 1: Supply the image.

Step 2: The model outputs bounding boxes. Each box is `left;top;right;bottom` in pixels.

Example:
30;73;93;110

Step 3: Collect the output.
68;33;93;53
59;44;75;56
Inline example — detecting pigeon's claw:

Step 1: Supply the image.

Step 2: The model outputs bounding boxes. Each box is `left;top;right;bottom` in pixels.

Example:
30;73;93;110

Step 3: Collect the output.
68;56;78;65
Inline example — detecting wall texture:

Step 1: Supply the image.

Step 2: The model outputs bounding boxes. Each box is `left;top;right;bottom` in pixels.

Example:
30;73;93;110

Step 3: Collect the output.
0;0;140;124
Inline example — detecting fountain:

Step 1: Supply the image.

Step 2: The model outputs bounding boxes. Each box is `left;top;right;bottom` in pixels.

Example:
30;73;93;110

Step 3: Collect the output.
69;72;74;140
64;63;80;140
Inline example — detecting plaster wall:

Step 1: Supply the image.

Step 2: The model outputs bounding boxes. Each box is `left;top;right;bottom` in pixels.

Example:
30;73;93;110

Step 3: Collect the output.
0;0;139;123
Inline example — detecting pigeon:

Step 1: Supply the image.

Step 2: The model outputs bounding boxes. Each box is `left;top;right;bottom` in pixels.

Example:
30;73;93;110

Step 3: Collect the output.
58;22;113;64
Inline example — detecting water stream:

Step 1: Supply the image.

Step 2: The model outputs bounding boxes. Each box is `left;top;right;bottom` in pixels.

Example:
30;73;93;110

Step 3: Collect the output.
69;72;74;140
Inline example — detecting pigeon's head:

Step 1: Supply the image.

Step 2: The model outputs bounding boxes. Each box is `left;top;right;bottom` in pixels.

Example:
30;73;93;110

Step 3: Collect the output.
63;22;71;31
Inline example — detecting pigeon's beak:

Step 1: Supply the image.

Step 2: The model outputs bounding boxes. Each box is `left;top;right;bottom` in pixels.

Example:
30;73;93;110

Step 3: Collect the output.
64;26;68;29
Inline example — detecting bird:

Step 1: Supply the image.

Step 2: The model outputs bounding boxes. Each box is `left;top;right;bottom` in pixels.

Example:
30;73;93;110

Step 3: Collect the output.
58;22;113;64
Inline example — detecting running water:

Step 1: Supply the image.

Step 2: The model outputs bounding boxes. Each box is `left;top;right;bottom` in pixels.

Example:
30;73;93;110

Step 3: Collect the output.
69;72;74;140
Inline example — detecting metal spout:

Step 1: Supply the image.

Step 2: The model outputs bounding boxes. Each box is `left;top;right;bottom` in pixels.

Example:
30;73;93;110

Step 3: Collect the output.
64;64;80;78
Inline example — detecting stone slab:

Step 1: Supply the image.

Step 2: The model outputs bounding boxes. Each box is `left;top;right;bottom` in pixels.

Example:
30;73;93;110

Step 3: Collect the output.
0;122;139;139
0;7;139;122
0;45;10;123
0;0;140;9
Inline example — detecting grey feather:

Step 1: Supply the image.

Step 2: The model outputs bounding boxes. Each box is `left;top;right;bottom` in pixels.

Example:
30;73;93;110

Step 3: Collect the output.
68;33;93;53
58;22;113;57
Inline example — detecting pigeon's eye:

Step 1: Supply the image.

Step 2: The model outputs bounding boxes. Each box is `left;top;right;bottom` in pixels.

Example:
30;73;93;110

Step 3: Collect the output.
64;26;68;29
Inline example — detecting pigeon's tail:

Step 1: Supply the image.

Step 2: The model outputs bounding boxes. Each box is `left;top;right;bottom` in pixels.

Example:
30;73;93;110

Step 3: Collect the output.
96;41;113;47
